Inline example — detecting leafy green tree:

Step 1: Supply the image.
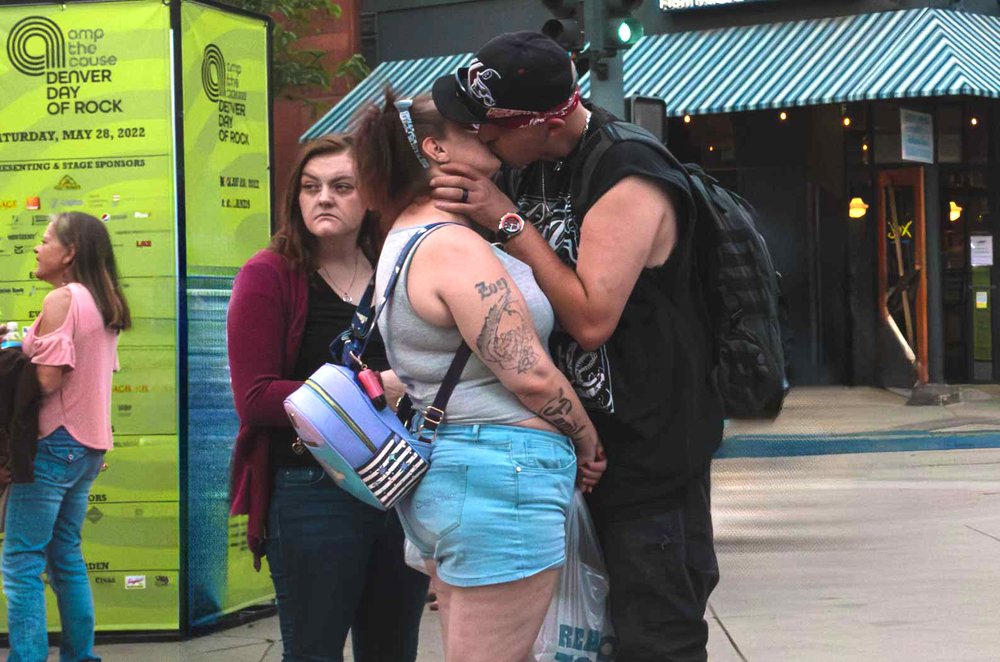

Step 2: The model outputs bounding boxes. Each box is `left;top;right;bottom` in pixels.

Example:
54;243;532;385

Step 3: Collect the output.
220;0;370;99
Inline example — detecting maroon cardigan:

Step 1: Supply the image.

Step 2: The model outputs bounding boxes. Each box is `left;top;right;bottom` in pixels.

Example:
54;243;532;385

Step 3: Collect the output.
228;249;308;568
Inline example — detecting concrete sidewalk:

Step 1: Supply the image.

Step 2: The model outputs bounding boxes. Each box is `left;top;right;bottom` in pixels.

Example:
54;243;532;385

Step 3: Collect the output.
23;446;998;661
721;385;1000;457
9;387;999;660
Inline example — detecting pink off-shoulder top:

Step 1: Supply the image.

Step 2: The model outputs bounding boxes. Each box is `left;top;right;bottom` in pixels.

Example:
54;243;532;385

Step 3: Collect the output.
22;282;120;451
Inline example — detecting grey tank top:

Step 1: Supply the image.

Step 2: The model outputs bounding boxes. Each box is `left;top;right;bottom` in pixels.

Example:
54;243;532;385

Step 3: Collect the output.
376;224;554;426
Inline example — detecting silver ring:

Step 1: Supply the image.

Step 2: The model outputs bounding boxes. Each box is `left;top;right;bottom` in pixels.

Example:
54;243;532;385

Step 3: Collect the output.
460;188;469;204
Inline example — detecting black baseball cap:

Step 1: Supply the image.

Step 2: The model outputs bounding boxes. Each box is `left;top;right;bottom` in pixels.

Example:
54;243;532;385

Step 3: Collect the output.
432;31;578;126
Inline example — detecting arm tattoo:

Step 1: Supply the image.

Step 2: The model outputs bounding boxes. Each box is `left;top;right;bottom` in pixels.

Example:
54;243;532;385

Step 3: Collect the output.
476;278;507;300
540;388;584;439
475;278;540;374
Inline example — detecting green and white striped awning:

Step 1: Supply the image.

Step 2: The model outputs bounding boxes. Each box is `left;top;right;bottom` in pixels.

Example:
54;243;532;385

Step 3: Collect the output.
302;54;590;140
626;7;1000;117
302;8;1000;140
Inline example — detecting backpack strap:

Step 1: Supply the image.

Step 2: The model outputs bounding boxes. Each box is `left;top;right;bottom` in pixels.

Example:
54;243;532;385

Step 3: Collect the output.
572;120;677;214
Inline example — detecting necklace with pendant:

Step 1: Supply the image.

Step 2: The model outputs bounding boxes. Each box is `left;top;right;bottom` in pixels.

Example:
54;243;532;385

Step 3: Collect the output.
320;251;360;303
543;110;592;213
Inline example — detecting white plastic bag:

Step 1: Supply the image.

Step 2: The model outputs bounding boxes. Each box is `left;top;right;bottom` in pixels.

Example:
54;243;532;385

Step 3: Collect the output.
532;490;617;661
404;538;430;576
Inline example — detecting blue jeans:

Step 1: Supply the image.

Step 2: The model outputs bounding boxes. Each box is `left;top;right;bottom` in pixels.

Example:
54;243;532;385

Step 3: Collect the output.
266;466;429;662
2;428;105;662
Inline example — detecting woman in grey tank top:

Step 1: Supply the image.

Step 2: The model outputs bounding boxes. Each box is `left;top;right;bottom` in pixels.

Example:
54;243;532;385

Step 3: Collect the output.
353;90;606;662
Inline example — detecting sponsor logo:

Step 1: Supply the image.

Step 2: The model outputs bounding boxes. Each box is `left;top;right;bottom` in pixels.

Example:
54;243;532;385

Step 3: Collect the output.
7;233;35;240
32;214;48;224
51;199;82;208
125;575;146;590
25;197;40;210
6;16;66;76
86;561;110;571
133;211;150;219
135;239;152;247
1;200;16;209
112;193;120;203
95;576;116;585
88;493;107;502
100;213;110;222
13;245;26;254
86;506;103;523
55;174;80;190
154;575;170;587
201;43;226;102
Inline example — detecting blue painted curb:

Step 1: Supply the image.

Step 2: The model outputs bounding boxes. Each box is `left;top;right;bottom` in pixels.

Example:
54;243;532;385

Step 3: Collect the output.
716;430;1000;458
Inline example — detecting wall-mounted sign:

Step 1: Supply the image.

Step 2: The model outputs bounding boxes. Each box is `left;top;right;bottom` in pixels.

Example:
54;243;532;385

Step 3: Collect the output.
971;235;993;268
900;108;934;164
660;0;775;10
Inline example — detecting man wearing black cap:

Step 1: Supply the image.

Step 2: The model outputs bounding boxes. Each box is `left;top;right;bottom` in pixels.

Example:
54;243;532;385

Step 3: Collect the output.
431;31;724;662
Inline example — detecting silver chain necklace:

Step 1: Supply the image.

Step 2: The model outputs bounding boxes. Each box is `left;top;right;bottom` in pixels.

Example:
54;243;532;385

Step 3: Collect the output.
542;110;592;213
320;251;360;303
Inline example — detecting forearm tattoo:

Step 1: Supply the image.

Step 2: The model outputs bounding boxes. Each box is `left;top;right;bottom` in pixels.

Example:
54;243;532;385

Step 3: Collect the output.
475;278;540;374
540;388;584;439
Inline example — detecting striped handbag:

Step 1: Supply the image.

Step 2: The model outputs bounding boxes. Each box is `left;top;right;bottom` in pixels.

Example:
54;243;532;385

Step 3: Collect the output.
283;224;470;510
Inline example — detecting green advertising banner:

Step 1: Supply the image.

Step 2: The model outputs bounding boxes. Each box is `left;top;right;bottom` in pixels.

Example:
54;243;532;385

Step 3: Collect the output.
182;1;271;273
0;0;180;631
181;1;274;617
0;0;273;633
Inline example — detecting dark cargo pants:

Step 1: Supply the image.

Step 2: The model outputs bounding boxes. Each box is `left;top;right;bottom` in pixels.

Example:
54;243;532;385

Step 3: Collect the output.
593;467;719;662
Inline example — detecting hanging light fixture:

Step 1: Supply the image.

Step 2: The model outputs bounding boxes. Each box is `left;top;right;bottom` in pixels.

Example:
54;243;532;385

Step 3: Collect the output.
683;114;692;124
779;111;788;121
970;117;979;127
843;116;852;127
849;197;869;219
949;201;964;222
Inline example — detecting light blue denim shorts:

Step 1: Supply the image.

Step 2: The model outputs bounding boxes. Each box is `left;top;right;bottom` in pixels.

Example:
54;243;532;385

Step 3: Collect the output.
396;422;576;588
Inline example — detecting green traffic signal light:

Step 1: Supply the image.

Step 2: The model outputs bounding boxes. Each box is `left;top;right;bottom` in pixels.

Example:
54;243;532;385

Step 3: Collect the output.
610;16;643;47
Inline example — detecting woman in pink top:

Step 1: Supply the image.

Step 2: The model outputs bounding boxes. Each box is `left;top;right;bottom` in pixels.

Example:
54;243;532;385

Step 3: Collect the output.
2;212;129;662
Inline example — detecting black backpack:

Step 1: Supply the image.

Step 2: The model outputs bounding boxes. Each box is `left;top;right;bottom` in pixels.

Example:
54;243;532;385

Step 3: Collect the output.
573;121;788;419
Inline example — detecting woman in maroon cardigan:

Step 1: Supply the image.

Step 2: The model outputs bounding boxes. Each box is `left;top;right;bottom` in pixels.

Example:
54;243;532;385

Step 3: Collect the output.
227;135;428;661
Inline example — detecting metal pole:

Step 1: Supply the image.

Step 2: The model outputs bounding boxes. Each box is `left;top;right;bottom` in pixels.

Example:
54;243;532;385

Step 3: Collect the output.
582;0;627;119
923;164;944;383
589;53;626;119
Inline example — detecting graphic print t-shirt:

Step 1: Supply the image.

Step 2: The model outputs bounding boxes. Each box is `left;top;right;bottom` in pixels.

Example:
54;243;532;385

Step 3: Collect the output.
499;104;724;515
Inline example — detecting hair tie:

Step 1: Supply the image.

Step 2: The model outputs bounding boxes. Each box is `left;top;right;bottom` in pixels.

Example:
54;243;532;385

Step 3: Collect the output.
393;99;431;169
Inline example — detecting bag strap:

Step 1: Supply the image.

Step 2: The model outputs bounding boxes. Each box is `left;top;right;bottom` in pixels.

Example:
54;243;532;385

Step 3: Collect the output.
333;223;455;363
335;222;473;440
415;343;473;440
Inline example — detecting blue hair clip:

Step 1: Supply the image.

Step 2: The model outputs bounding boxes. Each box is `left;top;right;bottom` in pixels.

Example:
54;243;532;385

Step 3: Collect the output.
394;99;431;169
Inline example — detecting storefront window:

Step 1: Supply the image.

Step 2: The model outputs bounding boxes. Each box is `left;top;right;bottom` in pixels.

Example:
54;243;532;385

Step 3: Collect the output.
685;113;736;167
964;100;989;164
937;103;962;163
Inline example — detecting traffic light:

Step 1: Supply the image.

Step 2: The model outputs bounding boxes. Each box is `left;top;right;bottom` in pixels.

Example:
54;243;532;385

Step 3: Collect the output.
541;0;586;52
601;0;644;51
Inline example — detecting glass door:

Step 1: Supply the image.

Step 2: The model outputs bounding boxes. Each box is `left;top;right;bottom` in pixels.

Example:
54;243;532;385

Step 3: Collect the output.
877;168;928;385
942;169;994;382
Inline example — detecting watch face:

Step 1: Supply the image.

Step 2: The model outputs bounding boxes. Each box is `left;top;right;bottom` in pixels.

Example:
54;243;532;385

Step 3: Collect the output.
500;213;524;234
